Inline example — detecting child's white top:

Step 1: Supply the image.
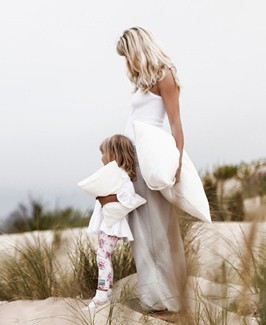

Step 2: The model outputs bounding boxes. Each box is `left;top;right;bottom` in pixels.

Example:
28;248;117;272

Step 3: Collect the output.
86;167;135;242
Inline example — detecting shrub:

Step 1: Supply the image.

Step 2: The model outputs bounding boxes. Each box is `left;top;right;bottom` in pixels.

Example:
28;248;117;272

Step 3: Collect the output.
3;197;90;234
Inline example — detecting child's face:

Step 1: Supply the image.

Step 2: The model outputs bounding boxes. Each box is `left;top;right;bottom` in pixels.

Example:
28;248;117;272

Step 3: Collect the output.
101;152;108;165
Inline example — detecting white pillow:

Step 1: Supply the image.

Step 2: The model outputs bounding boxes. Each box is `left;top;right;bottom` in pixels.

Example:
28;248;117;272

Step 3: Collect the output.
160;150;212;223
133;120;180;190
77;160;147;227
102;194;146;227
133;120;211;223
77;160;124;197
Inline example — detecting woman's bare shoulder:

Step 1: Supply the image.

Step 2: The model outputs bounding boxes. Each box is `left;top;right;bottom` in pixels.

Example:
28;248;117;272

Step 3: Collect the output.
158;68;177;89
157;69;180;100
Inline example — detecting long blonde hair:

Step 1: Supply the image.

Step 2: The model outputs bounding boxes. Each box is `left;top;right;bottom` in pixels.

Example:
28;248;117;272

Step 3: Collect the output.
116;26;181;94
99;134;136;182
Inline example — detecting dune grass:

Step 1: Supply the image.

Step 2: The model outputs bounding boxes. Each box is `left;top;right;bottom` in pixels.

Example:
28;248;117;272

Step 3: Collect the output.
0;235;59;300
0;217;265;323
0;230;136;301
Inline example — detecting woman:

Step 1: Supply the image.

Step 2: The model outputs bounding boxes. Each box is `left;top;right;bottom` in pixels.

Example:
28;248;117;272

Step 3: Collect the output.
97;26;187;312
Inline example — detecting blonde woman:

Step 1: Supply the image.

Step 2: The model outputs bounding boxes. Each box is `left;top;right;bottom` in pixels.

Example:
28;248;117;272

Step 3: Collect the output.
98;27;187;312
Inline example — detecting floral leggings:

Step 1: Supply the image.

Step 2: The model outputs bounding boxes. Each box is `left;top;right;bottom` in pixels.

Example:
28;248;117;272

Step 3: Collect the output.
97;231;119;290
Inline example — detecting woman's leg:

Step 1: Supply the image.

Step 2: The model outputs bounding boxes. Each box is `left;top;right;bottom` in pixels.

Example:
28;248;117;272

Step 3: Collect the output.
96;231;119;291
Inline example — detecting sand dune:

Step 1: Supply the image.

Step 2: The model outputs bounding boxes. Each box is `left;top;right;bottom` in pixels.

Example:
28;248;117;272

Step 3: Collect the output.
0;222;264;324
0;274;259;324
0;295;166;324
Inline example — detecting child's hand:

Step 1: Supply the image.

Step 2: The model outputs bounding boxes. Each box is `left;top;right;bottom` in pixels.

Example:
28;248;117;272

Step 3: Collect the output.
96;194;118;207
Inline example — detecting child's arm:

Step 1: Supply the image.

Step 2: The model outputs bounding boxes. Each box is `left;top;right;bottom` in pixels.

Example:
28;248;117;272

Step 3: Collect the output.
96;180;138;208
96;194;118;207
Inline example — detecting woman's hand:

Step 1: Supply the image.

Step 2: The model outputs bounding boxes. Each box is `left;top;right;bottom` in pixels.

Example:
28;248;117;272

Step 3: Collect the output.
174;164;182;184
96;194;118;207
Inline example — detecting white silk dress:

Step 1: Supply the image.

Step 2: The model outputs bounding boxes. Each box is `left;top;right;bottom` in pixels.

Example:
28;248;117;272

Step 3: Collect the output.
122;88;187;312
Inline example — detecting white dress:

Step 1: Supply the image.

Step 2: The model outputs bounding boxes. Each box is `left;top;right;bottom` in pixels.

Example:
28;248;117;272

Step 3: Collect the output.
122;88;187;312
123;89;167;145
86;167;135;242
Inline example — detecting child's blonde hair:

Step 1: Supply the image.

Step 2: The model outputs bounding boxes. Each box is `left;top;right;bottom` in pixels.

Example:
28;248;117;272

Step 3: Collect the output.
99;134;136;182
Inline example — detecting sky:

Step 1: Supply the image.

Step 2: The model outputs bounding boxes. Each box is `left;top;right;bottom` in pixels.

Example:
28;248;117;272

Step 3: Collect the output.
0;0;265;220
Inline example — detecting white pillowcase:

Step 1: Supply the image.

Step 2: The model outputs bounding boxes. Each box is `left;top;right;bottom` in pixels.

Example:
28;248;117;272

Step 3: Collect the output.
77;160;147;226
102;195;146;227
160;150;212;223
133;120;212;223
77;160;124;197
133;120;180;190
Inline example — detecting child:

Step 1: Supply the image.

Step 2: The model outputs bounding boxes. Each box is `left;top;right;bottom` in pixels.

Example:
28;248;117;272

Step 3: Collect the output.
83;134;140;310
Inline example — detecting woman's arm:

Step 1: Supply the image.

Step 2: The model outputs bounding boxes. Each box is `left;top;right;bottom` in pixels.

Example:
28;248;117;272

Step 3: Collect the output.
158;69;184;181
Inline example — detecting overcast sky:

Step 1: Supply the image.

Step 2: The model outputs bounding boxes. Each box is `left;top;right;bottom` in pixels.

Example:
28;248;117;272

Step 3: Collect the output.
0;0;265;220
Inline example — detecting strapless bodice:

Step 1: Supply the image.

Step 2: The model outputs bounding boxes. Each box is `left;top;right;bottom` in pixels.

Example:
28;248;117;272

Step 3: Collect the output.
123;88;167;145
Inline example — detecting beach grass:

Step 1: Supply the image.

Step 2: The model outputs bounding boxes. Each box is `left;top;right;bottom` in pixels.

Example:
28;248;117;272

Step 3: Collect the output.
0;221;264;323
0;229;136;301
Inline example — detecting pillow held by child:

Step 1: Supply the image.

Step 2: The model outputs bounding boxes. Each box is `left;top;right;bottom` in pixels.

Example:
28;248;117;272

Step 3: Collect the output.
77;160;147;227
102;194;146;227
77;160;124;197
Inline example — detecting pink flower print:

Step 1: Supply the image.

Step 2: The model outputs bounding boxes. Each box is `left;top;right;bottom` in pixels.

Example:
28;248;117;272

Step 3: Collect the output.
107;272;112;282
98;260;105;270
105;251;111;259
99;238;105;248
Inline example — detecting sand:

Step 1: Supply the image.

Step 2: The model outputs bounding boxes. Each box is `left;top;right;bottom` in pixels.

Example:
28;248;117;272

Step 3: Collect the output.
0;222;264;324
